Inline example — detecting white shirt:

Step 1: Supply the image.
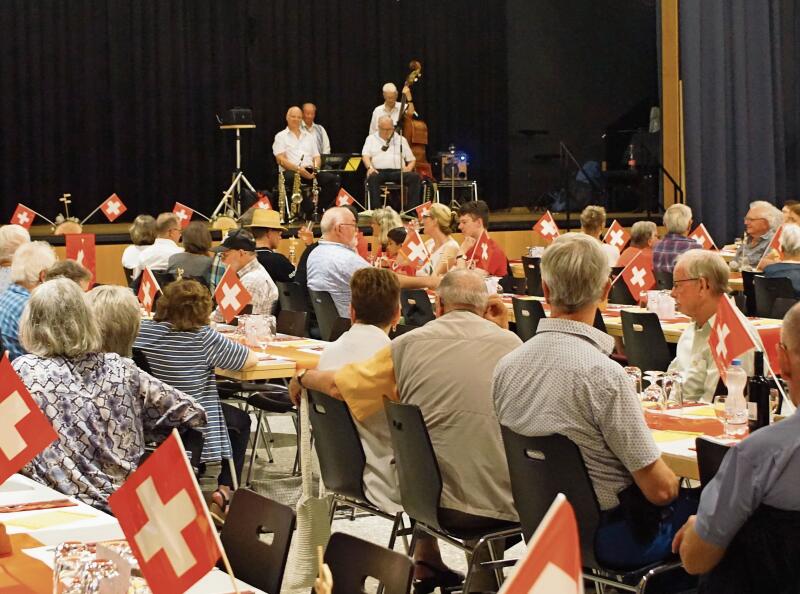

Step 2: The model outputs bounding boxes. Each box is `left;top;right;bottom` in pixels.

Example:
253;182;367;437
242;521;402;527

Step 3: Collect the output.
137;238;183;272
121;244;150;279
317;324;399;513
362;132;414;170
301;122;331;155
272;127;320;172
601;242;620;267
418;237;459;276
369;103;401;134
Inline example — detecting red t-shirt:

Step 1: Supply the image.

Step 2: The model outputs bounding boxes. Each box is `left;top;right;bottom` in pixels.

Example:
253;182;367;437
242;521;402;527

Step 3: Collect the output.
468;236;508;277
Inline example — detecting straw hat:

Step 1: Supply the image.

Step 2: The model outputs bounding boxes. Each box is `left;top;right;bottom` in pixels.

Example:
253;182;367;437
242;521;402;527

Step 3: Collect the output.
246;209;287;231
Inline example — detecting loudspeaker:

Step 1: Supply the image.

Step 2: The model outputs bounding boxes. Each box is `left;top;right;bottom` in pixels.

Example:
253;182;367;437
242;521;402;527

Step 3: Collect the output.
440;153;468;180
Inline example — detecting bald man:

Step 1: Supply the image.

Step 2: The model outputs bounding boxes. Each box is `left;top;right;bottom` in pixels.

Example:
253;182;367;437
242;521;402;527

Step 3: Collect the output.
273;106;320;220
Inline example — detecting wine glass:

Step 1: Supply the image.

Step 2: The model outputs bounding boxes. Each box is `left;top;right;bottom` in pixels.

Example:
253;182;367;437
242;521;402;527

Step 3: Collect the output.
642;371;664;407
663;371;684;413
623;366;643;398
714;396;727;430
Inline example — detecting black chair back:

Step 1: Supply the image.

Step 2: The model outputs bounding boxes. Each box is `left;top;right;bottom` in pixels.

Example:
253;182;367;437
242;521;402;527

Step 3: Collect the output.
521;256;544;297
733;292;747;314
276;309;309;337
620;310;672;372
319;532;414;594
181;428;205;471
308;289;339;341
695;437;730;490
772;297;797;320
389;324;417;339
740;270;760;317
400;289;435;326
593;308;607;334
654;270;673;290
307;390;369;503
512;297;545;341
753;276;795;318
500;428;601;568
329;317;352;342
221;489;296;594
384;400;444;531
152;270;176;289
609;279;638;305
276;281;308;312
131;347;153;374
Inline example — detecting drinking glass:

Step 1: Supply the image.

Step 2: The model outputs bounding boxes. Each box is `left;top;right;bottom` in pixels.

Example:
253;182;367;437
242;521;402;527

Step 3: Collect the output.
642;371;664;407
663;371;684;413
623;366;643;398
769;388;781;422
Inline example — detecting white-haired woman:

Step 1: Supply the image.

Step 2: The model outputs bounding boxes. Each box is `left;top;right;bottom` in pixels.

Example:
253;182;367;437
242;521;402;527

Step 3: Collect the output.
13;278;205;510
85;285;143;356
369;206;403;254
0;224;30;293
763;223;800;296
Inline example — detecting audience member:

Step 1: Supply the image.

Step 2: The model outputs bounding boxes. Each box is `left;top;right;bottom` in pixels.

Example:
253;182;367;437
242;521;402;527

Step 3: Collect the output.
762;223;800;295
134;279;258;511
167;220;213;284
369;207;403;253
307;207;370;316
381;227;416;275
493;233;695;569
782;201;800;225
420;203;459;276
45;259;92;290
0;224;30;293
618;220;658;269
653;203;699;274
580;205;619;267
211;228;278;319
457;200;508;277
15;278;205;509
85;285;142;357
121;214;156;281
0;241;57;359
244;209;295;283
672;303;800;591
730;200;783;271
138;212;184;272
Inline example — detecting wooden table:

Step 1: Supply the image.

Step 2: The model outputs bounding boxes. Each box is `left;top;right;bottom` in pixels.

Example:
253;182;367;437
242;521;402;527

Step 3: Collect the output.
216;335;324;381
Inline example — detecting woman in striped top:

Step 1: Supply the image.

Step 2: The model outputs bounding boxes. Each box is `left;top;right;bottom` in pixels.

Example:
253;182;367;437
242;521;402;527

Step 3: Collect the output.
133;279;258;505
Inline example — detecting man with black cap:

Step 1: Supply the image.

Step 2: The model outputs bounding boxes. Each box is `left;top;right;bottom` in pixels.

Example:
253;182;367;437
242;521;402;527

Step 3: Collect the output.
211;228;278;320
244;209;295;283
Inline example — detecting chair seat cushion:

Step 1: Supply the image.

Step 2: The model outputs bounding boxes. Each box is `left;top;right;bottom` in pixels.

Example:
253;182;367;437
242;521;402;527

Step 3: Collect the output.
247;391;295;414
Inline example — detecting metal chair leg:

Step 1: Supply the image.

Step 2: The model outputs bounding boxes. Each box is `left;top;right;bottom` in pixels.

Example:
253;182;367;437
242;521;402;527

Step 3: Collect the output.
227;458;238;491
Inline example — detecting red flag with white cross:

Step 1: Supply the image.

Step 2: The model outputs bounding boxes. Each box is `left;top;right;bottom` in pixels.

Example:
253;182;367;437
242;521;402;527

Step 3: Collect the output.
10;203;35;229
214;266;252;323
603;219;630;251
757;225;784;269
137;268;161;315
621;250;655;297
468;230;492;266
399;229;431;269
108;431;223;594
255;192;272;210
415;201;433;221
65;233;96;288
100;193;127;222
0;353;59;486
689;223;717;250
709;295;757;381
335;188;355;207
499;494;584;594
172;202;194;228
532;211;560;243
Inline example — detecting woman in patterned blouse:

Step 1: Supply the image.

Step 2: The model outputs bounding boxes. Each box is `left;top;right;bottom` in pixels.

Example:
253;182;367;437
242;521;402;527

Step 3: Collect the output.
13;278;206;510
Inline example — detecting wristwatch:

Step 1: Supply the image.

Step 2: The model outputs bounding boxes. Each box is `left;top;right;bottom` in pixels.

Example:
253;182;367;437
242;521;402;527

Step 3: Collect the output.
296;368;308;388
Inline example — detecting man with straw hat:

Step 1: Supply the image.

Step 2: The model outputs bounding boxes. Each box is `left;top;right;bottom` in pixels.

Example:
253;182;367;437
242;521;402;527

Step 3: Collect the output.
245;208;295;283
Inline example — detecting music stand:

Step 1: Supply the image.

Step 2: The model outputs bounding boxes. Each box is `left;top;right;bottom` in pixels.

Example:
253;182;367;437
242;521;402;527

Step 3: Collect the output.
212;123;257;219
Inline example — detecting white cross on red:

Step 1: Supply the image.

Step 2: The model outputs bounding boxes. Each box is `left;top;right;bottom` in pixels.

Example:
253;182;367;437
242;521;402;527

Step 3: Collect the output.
609;229;625;247
481;242;489;261
141;280;153;308
0;391;31;459
105;199;122;216
220;283;242;311
406;240;428;264
540;219;557;237
175;209;189;223
715;323;731;360
630;266;647;287
16;211;30;226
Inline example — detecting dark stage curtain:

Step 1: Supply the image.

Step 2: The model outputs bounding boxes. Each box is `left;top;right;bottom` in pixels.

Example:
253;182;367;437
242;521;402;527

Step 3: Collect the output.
0;1;507;222
680;0;800;244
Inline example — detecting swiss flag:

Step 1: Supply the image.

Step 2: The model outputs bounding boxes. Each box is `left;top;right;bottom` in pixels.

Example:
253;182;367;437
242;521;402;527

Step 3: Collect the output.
499;494;583;594
689;223;717;250
108;431;223;594
415;201;433;221
335;188;355;207
532;211;560;243
620;250;655;298
173;202;194;229
65;233;96;288
214;266;252;323
399;229;431;269
709;295;757;381
10;204;35;229
138;268;161;315
469;230;492;265
603;220;630;250
757;225;784;269
100;193;127;222
255;192;272;210
356;231;370;260
0;353;59;486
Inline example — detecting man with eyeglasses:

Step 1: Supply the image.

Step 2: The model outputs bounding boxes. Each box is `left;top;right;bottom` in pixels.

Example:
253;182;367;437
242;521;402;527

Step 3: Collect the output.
667;250;763;402
362;115;421;209
138;212;184;273
730;200;783;271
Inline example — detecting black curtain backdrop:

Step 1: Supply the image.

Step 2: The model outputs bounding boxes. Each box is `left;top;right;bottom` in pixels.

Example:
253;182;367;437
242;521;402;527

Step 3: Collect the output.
681;0;800;244
0;1;507;223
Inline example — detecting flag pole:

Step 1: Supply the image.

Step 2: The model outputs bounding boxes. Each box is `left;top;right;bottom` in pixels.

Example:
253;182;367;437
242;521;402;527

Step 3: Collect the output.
22;206;56;226
79;203;104;225
468;229;486;264
610;249;643;286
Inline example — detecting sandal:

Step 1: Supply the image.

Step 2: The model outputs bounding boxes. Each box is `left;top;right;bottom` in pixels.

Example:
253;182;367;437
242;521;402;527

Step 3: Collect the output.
209;487;232;527
413;561;464;594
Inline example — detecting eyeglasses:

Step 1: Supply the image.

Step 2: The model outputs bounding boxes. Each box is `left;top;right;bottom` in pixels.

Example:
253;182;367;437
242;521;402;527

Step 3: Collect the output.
338;222;357;228
744;217;767;223
672;277;701;286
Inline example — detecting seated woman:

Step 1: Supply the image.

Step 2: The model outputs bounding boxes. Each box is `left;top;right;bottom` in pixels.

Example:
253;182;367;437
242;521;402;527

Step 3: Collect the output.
168;220;213;285
580;205;619;267
121;214;156;283
368;206;403;255
419;203;459;276
763;223;800;296
133;279;258;512
85;285;142;357
45;259;93;291
13;278;205;510
0;224;30;294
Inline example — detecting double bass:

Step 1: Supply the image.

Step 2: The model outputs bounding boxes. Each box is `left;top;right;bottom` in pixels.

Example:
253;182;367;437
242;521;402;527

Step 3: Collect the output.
399;60;433;180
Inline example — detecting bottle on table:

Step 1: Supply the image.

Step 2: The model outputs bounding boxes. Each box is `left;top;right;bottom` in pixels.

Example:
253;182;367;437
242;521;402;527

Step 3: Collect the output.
724;359;749;437
747;351;772;432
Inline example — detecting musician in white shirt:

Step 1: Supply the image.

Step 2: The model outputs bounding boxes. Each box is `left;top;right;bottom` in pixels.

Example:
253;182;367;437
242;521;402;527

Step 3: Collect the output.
368;82;410;134
362;115;421;209
301;102;331;155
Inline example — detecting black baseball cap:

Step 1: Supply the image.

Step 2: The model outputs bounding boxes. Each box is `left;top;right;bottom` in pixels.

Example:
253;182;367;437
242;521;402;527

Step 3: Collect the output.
212;228;256;252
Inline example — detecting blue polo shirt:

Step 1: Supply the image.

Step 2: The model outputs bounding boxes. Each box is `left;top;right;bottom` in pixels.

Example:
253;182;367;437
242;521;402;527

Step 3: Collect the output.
0;284;30;360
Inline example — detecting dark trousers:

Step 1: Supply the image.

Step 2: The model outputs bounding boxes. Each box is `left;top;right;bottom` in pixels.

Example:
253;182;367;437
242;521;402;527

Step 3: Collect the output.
218;402;251;488
367;169;421;210
281;170;341;218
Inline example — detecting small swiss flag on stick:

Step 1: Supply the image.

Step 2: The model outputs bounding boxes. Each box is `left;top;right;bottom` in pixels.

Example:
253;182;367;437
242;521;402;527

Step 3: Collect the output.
173;202;194;228
603;220;630;250
620;250;655;298
65;233;97;288
214;266;252;323
399;229;431;269
0;353;59;486
10;204;36;229
335;188;355;207
415;201;433;221
709;295;757;381
757;225;784;270
532;211;560;243
255;192;272;210
138;268;161;315
100;193;127;222
689;223;717;250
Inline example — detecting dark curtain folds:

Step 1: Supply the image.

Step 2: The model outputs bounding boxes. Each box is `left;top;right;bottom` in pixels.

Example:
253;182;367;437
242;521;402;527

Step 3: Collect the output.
680;0;800;244
0;1;508;221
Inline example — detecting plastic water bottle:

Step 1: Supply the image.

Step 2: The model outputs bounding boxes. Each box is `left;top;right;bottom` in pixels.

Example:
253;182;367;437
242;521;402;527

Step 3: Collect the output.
724;359;749;437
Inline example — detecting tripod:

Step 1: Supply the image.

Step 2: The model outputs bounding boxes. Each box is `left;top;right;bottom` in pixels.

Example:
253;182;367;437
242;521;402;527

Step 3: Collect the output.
212;124;257;219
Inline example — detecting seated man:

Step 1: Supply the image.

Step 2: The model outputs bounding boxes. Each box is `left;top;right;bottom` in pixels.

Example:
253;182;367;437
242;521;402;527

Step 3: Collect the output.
653;203;700;274
668;250;764;403
672;303;800;593
243;208;295;283
730;200;783;271
456;200;509;278
138;212;184;272
362;115;421;209
493;233;696;570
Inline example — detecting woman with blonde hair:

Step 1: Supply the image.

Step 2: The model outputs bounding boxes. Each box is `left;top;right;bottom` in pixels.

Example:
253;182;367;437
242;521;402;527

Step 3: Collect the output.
369;206;403;251
419;203;459;275
580;205;619;267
